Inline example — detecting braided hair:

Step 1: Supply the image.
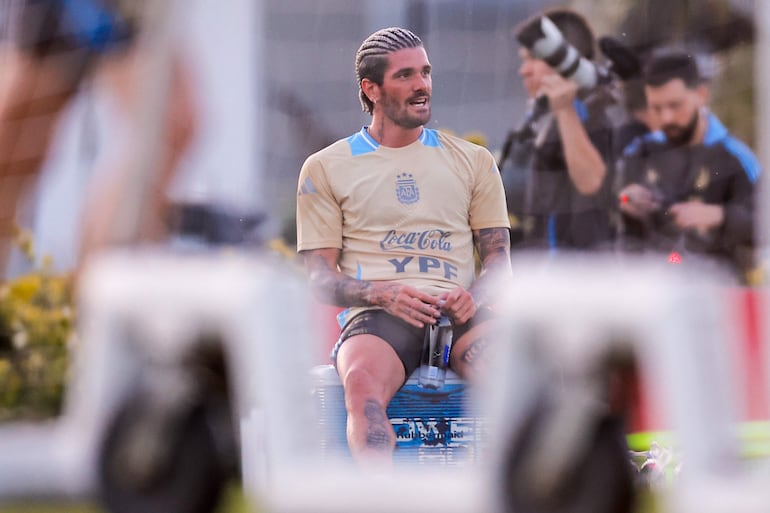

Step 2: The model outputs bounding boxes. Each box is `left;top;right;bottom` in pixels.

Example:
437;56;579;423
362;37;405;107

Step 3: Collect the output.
355;27;423;114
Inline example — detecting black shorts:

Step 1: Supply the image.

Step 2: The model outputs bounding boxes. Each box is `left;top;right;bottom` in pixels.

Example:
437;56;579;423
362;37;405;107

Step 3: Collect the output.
331;307;494;379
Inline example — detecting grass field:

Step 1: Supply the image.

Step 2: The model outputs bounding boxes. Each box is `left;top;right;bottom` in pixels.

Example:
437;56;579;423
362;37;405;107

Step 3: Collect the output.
0;488;663;513
0;483;254;513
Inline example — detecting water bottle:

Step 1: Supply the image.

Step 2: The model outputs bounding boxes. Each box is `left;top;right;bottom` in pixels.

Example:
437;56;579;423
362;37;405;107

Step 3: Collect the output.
418;314;453;390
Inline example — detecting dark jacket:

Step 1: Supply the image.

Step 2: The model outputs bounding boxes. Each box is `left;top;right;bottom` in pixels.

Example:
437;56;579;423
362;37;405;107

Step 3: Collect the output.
618;113;760;276
503;93;616;251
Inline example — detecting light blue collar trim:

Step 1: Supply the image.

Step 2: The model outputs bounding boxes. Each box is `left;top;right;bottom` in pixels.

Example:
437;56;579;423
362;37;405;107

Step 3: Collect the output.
346;127;379;156
419;128;442;147
348;126;442;154
359;127;379;149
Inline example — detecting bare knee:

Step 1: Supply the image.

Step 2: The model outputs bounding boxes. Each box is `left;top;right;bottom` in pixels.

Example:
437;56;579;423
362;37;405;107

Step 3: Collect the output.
340;367;394;455
341;367;388;412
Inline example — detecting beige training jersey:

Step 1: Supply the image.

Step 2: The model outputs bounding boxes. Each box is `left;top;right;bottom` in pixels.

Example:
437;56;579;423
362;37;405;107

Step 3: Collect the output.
296;127;510;305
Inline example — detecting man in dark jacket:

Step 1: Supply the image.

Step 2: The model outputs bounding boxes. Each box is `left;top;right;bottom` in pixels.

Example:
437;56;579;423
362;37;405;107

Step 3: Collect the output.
617;49;760;282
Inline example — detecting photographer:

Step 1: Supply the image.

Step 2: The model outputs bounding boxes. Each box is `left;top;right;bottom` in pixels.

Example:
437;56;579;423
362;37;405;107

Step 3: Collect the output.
617;49;760;282
503;8;615;251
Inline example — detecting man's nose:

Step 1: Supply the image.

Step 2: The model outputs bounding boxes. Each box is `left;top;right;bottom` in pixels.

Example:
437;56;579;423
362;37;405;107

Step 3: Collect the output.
658;108;675;124
413;74;430;90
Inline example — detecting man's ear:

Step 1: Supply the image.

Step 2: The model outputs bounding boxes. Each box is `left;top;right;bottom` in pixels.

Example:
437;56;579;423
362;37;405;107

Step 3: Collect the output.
361;78;379;104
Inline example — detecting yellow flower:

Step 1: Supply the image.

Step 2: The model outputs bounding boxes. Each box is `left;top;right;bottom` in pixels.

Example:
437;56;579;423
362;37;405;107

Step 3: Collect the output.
0;268;73;418
462;131;488;147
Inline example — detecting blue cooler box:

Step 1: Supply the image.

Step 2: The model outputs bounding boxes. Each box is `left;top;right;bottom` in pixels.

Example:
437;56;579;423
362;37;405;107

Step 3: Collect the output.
310;365;485;466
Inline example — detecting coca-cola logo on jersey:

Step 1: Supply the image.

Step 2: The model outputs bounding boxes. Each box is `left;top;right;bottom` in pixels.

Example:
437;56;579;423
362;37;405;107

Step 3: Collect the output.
380;229;452;252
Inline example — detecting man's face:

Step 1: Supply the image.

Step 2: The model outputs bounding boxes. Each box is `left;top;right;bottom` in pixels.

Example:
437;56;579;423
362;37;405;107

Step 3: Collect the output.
377;46;432;129
518;48;554;98
645;79;707;146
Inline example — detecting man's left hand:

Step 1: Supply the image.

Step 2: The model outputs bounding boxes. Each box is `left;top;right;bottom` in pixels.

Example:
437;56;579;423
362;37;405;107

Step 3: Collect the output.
669;201;724;234
439;287;476;326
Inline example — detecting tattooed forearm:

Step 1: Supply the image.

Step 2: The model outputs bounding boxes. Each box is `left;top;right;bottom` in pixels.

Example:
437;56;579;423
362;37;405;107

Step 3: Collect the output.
364;399;392;451
303;249;373;307
329;276;374;307
470;227;512;304
473;227;511;264
302;249;406;309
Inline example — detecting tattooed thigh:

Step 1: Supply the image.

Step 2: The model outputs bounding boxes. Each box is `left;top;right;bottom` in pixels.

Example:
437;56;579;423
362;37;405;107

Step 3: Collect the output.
460;336;491;367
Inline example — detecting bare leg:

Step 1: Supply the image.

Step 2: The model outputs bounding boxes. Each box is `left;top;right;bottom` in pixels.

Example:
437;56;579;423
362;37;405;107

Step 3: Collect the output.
335;334;405;469
76;49;198;282
0;45;83;272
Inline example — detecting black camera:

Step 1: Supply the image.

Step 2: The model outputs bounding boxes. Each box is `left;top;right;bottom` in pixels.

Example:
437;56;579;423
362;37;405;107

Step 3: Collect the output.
498;16;642;169
516;16;608;91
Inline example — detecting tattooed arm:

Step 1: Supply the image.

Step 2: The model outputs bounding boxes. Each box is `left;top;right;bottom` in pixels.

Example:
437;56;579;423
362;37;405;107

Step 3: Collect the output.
301;248;441;328
437;227;511;325
470;227;512;307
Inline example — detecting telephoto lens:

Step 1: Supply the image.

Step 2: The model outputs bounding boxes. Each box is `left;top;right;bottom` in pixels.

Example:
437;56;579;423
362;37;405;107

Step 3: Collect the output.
516;16;600;90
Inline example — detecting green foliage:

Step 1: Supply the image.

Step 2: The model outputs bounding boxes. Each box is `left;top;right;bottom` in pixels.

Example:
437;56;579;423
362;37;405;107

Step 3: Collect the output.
0;230;74;421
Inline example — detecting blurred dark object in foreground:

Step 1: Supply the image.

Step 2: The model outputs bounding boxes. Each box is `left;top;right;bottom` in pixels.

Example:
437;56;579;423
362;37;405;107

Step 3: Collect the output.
166;202;266;247
500;357;637;513
98;334;239;513
618;0;754;56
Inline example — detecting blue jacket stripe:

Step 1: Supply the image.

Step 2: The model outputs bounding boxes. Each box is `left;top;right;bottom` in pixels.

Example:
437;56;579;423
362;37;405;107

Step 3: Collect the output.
723;137;761;183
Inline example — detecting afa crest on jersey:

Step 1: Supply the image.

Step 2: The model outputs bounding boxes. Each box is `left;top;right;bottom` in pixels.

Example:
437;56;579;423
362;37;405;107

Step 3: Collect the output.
396;173;420;205
645;168;659;186
695;167;711;191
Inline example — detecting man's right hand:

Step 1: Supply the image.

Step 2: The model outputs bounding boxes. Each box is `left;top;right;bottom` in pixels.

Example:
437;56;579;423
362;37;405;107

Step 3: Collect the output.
538;72;578;112
618;183;661;219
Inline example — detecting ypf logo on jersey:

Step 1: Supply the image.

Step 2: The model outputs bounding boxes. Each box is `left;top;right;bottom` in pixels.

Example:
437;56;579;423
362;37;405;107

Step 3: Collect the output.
396;173;419;205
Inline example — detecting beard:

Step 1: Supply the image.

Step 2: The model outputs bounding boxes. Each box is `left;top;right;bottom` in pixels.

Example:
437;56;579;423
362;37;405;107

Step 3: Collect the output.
662;109;699;146
381;91;431;129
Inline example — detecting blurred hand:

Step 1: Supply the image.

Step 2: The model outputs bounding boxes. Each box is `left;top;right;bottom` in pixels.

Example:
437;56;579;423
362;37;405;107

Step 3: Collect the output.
618;183;661;219
669;201;724;234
